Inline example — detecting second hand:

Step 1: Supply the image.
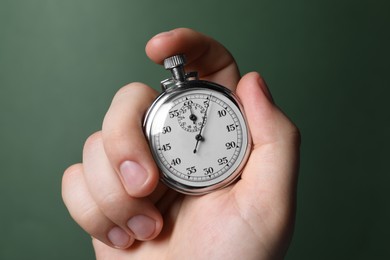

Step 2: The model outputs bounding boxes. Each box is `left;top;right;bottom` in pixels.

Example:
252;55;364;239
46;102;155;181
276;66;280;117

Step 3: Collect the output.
193;93;212;154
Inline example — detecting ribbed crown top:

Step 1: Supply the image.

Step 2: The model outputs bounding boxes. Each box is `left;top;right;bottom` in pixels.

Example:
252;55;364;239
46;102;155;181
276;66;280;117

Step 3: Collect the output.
164;54;186;70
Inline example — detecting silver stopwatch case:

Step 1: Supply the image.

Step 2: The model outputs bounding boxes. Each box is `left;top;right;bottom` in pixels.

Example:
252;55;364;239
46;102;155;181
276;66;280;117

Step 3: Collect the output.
144;55;251;195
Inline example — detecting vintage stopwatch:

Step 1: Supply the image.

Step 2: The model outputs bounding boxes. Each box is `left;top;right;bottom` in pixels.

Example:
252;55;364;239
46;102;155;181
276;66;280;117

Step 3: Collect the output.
144;54;251;195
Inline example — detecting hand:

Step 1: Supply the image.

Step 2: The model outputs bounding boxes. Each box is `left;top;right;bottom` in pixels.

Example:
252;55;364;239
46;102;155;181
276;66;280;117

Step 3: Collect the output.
193;93;211;154
62;28;300;260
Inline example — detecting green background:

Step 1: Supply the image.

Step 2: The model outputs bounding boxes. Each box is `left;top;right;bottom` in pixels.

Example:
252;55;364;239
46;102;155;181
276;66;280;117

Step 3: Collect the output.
1;0;389;259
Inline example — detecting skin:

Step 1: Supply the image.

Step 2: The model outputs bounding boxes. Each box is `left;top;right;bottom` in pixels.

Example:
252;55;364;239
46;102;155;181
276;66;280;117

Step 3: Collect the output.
62;28;300;260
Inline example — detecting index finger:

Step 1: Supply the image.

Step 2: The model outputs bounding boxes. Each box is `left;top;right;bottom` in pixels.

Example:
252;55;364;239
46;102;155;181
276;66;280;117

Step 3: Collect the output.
146;28;240;90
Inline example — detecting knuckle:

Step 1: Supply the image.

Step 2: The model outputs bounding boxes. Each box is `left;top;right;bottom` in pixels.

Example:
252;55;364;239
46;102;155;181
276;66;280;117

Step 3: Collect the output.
83;131;103;153
286;122;301;147
114;82;157;103
117;82;144;94
62;164;83;200
99;191;129;214
63;163;82;177
77;202;96;223
76;203;109;235
278;114;301;147
103;126;129;144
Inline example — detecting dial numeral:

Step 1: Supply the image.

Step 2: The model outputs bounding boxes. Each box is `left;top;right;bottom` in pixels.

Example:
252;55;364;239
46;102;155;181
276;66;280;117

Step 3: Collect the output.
217;110;227;117
184;100;194;107
225;141;236;150
161;143;171;151
169;109;180;118
217;157;228;165
203;167;214;175
186;166;197;175
226;124;236;132
171;158;181;166
162;126;172;134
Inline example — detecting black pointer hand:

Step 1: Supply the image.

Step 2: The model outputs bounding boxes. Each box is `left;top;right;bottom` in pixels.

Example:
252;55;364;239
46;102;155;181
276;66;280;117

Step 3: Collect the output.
193;94;212;153
188;105;197;124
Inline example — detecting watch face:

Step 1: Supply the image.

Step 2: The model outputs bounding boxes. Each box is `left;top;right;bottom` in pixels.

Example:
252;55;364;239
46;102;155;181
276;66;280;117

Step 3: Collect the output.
144;82;251;194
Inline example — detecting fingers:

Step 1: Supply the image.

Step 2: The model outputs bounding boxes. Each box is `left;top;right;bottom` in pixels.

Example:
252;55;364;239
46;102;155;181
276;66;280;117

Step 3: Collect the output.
102;82;160;198
62;82;166;249
146;28;240;90
63;77;170;250
83;132;163;240
62;164;134;248
237;72;299;146
234;72;300;211
62;131;164;249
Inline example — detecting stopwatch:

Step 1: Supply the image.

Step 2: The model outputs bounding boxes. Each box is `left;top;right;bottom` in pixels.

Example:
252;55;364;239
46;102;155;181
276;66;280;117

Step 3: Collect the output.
144;54;251;195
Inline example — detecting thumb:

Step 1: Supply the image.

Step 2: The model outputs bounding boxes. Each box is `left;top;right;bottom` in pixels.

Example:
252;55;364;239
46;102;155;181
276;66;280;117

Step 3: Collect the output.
234;71;300;223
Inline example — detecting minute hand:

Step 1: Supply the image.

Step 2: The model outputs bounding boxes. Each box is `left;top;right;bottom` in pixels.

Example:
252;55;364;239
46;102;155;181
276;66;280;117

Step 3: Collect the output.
193;94;212;154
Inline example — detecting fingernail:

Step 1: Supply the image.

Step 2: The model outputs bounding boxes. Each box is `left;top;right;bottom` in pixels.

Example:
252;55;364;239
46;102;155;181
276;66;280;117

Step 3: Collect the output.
107;227;130;248
127;215;156;240
120;161;148;193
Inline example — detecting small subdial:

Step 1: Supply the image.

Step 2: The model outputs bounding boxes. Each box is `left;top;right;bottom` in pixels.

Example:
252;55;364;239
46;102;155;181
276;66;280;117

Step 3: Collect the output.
177;102;206;132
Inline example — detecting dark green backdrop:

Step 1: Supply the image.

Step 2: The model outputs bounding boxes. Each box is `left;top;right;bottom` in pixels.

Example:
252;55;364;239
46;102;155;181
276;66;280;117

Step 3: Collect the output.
1;0;389;259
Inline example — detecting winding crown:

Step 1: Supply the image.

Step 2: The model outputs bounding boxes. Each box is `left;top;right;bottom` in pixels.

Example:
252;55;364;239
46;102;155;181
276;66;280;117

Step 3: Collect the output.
164;54;186;70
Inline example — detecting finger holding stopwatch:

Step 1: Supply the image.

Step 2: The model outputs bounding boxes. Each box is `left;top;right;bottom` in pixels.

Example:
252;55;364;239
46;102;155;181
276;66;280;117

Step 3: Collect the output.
145;28;240;89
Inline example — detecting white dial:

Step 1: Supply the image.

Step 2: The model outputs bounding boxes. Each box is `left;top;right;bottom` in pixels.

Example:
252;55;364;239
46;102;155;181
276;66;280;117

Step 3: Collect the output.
146;86;250;194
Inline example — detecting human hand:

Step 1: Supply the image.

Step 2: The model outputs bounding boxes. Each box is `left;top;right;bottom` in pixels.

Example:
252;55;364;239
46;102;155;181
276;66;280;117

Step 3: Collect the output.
62;28;300;260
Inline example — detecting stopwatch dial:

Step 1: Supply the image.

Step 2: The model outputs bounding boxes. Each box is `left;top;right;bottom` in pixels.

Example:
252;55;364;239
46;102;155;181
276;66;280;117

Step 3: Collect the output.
177;101;206;132
149;89;249;191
